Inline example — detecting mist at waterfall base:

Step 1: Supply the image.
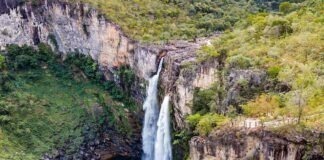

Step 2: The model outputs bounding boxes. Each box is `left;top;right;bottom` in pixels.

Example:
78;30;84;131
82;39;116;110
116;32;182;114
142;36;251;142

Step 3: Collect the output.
142;58;172;160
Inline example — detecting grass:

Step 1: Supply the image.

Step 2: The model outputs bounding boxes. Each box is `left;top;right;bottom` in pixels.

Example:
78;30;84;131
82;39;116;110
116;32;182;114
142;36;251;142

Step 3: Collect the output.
0;45;135;159
0;69;108;159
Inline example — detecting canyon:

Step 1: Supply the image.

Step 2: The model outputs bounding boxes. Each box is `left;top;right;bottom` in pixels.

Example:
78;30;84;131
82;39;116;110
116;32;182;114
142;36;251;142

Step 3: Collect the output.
0;0;323;160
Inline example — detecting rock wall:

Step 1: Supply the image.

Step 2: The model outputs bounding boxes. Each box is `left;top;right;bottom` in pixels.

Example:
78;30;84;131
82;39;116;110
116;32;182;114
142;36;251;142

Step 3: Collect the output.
0;0;161;103
189;129;323;160
159;40;269;129
160;39;219;129
1;3;150;75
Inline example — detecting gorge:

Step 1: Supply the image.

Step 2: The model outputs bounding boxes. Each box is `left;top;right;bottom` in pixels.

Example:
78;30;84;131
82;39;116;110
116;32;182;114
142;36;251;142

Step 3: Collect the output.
0;0;323;160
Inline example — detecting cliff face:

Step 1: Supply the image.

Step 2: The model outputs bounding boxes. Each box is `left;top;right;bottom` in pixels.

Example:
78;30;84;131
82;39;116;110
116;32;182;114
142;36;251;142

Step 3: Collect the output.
157;39;217;129
158;40;270;129
0;0;218;129
0;0;159;102
189;129;323;160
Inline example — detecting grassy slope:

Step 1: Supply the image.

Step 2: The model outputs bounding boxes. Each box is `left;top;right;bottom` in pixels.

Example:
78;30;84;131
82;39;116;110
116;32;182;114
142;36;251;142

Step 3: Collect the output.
0;46;134;159
1;70;107;159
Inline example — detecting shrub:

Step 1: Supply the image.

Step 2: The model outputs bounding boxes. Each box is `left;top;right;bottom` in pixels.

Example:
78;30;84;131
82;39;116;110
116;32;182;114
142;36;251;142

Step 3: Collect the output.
192;88;216;114
227;54;253;69
0;71;13;92
279;2;292;14
197;45;220;61
117;66;135;95
0;55;5;70
14;55;38;69
242;94;281;117
186;113;202;128
6;44;55;70
37;43;54;62
64;53;102;81
6;45;37;70
264;17;293;38
172;130;192;160
267;66;281;79
187;113;228;136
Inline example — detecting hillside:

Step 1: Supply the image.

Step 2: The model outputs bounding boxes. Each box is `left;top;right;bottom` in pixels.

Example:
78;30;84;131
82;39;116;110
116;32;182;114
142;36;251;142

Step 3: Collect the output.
190;0;323;132
157;0;323;159
0;44;140;159
77;0;302;42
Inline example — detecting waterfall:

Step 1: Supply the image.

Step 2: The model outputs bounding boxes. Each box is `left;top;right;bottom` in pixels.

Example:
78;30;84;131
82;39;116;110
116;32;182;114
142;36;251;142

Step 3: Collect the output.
142;58;164;160
154;95;172;160
142;58;172;160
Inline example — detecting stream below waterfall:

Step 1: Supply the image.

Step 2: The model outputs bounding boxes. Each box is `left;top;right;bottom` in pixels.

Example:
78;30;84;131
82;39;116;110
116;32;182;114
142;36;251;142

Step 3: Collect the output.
142;58;172;160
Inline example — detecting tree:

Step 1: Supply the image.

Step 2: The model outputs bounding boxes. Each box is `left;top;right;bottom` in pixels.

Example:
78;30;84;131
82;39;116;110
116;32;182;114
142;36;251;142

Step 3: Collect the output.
291;71;315;124
279;2;292;14
242;94;280;118
293;90;306;124
0;55;5;70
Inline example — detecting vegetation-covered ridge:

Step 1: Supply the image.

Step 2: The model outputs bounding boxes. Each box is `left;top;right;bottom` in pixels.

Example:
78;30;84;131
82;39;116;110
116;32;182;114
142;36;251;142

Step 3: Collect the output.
0;44;137;159
69;0;305;42
186;0;323;137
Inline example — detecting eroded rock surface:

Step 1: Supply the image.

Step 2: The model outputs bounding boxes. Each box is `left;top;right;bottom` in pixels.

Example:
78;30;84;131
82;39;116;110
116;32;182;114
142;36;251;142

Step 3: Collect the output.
190;128;323;160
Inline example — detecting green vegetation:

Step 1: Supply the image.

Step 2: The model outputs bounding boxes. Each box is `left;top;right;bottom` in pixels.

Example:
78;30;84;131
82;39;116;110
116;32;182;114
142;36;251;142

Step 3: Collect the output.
279;2;293;14
242;94;283;117
187;113;228;136
64;52;103;81
227;54;253;69
75;0;299;42
191;0;323;135
192;87;217;114
172;130;191;160
0;44;135;159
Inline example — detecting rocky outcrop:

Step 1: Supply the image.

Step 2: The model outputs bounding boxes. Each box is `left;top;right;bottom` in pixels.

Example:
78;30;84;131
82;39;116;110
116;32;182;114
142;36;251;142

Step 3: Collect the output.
0;0;20;14
159;39;218;129
158;41;269;129
190;128;323;160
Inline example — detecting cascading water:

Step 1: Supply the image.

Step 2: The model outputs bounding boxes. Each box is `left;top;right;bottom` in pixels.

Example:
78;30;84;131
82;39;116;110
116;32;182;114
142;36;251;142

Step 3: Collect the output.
154;95;172;160
142;58;164;160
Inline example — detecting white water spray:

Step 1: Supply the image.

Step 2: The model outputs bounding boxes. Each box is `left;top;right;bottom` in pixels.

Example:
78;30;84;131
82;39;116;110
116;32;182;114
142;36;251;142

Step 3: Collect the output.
154;95;172;160
142;58;164;160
